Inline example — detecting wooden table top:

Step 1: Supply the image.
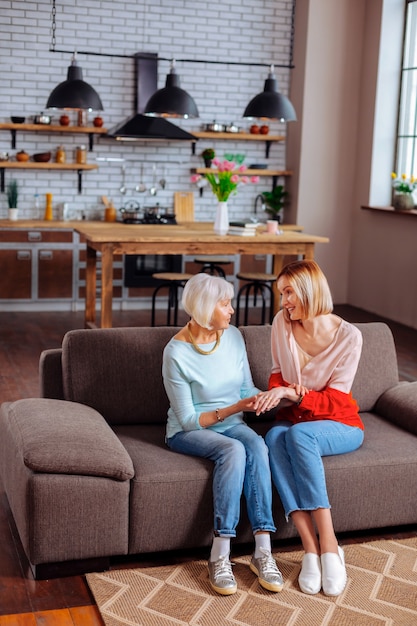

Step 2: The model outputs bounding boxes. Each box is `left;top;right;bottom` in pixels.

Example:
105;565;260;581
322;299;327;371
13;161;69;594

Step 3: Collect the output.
73;221;328;244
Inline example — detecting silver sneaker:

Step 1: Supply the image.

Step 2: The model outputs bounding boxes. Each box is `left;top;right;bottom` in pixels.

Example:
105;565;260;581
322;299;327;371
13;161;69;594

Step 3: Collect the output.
250;547;284;592
208;555;237;595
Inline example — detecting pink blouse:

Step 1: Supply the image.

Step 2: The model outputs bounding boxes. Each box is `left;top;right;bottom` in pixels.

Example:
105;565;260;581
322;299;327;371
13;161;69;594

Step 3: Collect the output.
269;310;364;429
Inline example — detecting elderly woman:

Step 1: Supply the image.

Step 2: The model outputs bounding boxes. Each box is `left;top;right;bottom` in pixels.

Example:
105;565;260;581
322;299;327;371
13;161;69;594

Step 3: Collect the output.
255;260;364;597
162;273;282;596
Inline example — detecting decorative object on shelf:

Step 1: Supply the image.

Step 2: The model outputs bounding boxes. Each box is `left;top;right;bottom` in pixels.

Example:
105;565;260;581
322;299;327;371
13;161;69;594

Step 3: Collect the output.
6;179;19;220
44;193;53;221
33;151;51;163
391;172;416;210
201;147;215;167
191;158;260;235
55;145;66;164
16;150;30;162
261;185;289;223
59;114;70;126
243;65;297;122
33;112;51;125
0;152;9;162
10;116;25;124
75;145;87;164
93;116;104;128
224;153;245;165
145;59;199;119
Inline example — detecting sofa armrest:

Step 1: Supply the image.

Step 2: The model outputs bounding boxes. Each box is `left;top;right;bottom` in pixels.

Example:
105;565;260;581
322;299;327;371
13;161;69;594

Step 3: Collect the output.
39;348;64;399
374;381;417;435
3;398;134;481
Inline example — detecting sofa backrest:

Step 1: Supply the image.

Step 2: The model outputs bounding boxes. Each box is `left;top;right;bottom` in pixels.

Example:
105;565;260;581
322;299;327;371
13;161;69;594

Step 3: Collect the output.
61;327;179;425
240;321;399;412
56;321;400;425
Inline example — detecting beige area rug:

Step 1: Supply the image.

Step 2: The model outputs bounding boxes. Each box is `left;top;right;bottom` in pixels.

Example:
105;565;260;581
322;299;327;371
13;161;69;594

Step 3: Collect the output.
86;537;417;626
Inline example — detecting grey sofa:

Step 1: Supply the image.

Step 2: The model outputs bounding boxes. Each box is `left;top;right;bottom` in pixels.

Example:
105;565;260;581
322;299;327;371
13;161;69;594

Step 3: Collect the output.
0;322;416;579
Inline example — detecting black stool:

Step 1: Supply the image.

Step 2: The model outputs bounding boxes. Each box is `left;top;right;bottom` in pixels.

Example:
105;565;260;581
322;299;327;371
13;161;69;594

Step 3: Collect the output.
194;256;232;278
235;272;277;326
151;272;193;326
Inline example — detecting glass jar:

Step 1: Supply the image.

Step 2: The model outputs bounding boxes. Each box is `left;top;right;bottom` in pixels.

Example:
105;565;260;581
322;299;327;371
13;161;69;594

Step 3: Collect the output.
75;145;87;164
55;145;66;164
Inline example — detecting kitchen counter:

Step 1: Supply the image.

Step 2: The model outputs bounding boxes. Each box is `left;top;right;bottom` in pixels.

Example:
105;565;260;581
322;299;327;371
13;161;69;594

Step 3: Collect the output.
0;219;103;228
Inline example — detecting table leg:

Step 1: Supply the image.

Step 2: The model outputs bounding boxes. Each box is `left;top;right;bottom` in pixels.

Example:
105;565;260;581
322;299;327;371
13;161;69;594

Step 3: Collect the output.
271;254;285;316
85;246;97;329
100;244;114;328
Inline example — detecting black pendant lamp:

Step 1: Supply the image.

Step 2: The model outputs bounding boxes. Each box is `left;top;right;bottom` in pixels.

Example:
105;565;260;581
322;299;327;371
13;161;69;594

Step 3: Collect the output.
144;60;199;119
243;65;296;122
46;53;103;111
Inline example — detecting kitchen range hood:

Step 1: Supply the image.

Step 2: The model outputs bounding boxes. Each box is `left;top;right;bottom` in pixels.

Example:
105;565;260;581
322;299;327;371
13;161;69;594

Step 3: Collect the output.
107;53;197;141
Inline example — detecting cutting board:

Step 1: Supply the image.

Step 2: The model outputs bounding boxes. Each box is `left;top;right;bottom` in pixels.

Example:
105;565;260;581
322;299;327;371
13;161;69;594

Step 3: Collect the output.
174;192;195;222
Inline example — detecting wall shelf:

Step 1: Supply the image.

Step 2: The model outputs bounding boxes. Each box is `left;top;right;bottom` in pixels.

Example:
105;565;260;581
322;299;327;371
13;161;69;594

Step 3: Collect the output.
0;162;98;194
191;167;292;194
191;131;285;158
0;123;107;151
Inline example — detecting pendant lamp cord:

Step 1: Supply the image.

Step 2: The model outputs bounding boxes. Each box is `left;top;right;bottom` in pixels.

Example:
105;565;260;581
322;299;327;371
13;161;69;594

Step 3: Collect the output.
48;0;296;70
289;0;296;67
50;0;56;52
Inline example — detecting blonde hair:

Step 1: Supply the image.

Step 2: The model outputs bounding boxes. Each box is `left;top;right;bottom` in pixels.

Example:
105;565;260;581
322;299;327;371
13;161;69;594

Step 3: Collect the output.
278;260;333;320
182;273;234;329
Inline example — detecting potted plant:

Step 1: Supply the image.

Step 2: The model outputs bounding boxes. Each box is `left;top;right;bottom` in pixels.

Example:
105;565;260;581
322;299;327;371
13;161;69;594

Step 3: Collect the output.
201;148;215;168
261;185;289;223
7;179;19;220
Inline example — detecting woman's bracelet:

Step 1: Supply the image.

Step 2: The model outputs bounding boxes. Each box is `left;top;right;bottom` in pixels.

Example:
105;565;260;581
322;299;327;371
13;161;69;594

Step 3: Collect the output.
215;408;224;422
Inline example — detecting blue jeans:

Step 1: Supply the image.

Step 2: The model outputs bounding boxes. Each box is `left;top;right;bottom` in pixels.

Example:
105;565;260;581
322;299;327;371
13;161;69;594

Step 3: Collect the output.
167;423;276;537
265;420;364;519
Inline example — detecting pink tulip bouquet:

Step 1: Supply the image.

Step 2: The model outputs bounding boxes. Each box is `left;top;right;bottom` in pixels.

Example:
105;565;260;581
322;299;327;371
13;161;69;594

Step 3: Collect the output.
191;158;259;202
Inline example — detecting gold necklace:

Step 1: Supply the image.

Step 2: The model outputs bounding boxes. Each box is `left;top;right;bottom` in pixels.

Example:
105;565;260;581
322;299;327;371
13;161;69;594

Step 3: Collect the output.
187;322;221;355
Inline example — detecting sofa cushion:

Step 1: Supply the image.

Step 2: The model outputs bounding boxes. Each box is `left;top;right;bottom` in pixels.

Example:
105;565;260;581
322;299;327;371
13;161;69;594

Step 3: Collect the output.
5;398;134;480
61;327;179;426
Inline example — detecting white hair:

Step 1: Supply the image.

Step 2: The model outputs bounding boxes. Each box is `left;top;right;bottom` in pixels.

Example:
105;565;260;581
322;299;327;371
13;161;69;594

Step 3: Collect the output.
182;273;234;329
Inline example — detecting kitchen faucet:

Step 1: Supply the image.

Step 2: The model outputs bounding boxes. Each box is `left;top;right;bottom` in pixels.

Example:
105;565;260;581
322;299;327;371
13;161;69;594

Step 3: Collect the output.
254;194;265;214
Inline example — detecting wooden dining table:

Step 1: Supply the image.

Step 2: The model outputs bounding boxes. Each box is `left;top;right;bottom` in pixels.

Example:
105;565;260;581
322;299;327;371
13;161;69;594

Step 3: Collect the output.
74;221;329;328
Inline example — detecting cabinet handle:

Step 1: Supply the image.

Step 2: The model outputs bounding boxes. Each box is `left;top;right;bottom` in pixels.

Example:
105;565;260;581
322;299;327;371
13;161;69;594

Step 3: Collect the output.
17;250;31;261
39;250;53;260
28;231;42;242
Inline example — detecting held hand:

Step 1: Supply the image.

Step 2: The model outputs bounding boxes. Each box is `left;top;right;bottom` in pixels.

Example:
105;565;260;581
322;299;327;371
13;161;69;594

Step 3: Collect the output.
239;395;260;412
288;383;310;397
253;390;282;416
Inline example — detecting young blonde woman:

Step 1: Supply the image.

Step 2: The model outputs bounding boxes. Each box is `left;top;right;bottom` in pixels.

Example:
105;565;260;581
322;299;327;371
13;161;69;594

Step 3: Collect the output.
162;273;282;596
255;260;364;597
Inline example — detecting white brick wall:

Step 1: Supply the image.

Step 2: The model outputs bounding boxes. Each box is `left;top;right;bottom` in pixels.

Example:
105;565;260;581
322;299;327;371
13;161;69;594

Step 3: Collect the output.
1;0;294;222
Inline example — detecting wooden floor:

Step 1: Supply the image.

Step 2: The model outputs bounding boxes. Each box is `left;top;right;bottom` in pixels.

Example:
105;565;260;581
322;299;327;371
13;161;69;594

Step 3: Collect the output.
0;305;416;625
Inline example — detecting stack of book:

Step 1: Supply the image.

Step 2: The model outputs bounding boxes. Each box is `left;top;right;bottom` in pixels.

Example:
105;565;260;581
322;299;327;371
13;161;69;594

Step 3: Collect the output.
228;221;260;236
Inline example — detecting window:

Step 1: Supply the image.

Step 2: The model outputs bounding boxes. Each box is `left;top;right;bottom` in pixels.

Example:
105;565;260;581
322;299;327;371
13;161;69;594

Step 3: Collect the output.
396;0;417;177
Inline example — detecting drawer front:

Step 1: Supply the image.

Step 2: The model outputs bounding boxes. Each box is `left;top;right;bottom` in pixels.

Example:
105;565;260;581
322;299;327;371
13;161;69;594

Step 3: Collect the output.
0;230;73;243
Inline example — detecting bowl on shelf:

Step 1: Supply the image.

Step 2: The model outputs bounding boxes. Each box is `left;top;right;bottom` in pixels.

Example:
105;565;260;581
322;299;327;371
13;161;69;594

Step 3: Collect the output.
33;151;51;163
11;116;26;124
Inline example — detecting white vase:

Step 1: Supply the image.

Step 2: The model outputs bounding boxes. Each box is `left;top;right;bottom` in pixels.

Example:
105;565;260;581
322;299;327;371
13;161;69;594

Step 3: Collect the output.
214;201;229;235
8;208;19;221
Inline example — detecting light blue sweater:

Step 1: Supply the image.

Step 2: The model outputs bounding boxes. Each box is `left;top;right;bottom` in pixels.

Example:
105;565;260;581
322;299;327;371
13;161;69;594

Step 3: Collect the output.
163;325;259;440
